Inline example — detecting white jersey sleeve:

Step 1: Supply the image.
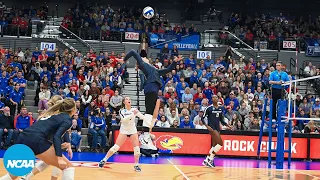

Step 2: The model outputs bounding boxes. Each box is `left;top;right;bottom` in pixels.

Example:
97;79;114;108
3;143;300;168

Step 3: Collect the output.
119;108;139;135
119;109;134;122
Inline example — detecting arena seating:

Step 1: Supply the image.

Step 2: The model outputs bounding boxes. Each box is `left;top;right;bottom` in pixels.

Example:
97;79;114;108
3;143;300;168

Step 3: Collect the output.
226;13;320;51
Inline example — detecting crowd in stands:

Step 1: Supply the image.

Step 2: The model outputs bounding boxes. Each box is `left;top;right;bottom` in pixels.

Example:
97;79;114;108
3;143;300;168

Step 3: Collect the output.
0;45;36;150
61;3;200;41
0;2;48;36
152;45;320;134
0;44;131;152
226;13;320;49
0;43;319;152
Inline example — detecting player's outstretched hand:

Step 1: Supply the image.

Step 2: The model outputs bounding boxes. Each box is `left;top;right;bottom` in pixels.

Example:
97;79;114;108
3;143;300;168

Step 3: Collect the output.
229;125;234;131
61;142;68;149
58;159;68;170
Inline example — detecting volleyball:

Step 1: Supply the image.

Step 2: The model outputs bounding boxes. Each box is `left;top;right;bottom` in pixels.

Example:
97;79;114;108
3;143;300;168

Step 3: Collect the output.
143;6;154;19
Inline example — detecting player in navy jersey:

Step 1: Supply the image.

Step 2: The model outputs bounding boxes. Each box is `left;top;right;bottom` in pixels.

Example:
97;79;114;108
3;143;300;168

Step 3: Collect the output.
123;50;181;130
20;95;74;180
0;98;77;180
202;95;232;168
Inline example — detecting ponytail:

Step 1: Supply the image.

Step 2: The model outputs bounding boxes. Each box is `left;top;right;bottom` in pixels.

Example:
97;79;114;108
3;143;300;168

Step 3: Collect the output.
47;95;63;108
38;98;75;120
39;100;64;119
40;95;63;119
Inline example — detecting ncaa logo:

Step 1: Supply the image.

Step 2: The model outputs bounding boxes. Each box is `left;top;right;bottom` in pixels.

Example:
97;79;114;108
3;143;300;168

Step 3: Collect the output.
3;144;36;176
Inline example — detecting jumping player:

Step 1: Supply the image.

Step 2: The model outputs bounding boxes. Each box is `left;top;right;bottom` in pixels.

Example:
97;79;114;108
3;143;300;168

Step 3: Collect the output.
20;95;73;180
123;50;182;130
0;98;77;180
202;95;232;168
98;96;160;172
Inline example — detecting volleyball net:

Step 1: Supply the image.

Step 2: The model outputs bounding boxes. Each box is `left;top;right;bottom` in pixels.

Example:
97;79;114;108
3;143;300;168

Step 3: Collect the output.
282;74;320;123
258;74;320;169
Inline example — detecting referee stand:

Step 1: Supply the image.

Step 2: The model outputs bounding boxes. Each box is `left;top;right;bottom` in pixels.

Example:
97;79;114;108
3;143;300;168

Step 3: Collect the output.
257;93;292;169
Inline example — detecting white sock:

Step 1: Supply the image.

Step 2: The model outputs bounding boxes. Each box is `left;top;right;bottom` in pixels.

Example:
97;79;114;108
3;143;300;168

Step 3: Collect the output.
0;174;13;180
209;154;215;160
102;157;108;162
51;167;62;177
134;163;139;166
61;167;75;180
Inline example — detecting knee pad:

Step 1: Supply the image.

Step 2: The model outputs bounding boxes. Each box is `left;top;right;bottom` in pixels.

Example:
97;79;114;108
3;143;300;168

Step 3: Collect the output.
133;146;140;156
143;114;153;127
212;144;222;153
51;167;62;177
35;161;49;172
109;144;120;153
0;174;13;180
62;167;75;180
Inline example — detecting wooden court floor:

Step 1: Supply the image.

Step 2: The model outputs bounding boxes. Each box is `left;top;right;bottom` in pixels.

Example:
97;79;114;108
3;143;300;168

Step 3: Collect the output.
0;161;319;180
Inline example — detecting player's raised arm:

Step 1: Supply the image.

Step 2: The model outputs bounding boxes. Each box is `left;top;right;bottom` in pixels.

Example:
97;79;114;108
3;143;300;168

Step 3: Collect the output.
158;55;182;75
123;49;146;67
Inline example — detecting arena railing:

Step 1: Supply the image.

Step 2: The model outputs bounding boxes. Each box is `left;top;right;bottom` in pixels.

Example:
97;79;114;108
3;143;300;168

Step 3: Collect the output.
201;30;313;53
150;51;199;62
202;29;259;61
60;25;96;52
0;23;32;38
252;37;307;52
74;28;144;44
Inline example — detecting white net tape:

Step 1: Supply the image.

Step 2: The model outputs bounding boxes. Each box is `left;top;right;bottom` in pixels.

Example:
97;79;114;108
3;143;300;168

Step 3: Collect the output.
281;75;320;122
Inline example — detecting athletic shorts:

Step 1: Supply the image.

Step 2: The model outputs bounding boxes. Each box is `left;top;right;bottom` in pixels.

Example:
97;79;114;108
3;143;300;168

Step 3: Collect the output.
119;128;137;135
209;123;221;132
16;135;52;155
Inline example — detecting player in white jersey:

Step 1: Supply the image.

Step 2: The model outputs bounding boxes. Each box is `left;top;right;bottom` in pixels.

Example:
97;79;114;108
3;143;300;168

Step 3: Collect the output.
98;96;160;171
139;132;159;157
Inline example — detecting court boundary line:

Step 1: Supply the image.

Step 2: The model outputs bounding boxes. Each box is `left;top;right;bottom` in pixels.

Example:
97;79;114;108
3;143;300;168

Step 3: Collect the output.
295;170;320;179
167;159;190;180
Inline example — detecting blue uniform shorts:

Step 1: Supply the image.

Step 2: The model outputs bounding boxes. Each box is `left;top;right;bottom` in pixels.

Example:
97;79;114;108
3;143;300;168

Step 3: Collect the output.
15;135;52;155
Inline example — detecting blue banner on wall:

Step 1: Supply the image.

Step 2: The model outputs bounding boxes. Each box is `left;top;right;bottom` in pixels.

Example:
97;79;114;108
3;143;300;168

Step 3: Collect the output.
149;33;199;50
306;46;320;57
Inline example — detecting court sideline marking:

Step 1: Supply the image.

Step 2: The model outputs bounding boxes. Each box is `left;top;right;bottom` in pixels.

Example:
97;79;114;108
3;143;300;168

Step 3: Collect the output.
167;159;190;180
295;170;320;179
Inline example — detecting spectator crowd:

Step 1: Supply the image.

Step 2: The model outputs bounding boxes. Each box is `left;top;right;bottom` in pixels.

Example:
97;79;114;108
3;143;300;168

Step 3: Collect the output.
226;12;320;49
0;45;35;150
0;44;131;152
61;3;200;41
0;2;49;36
148;47;320;135
0;45;319;153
